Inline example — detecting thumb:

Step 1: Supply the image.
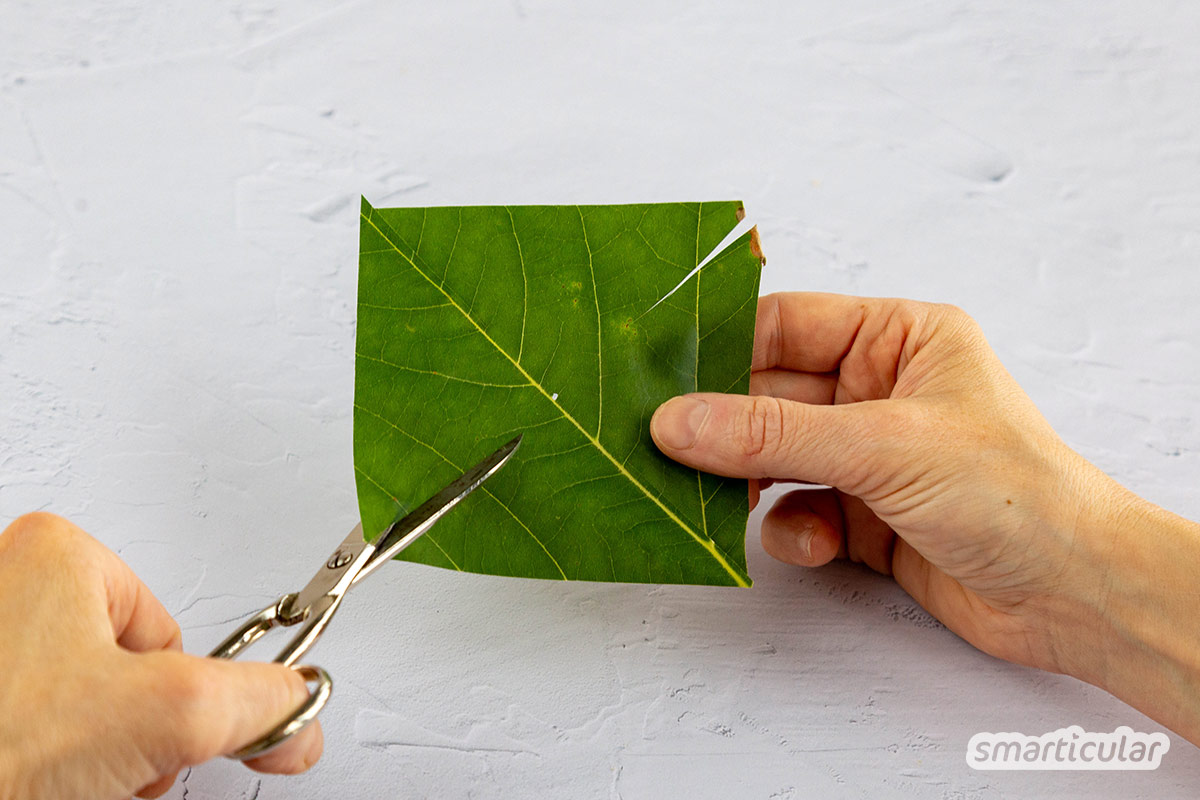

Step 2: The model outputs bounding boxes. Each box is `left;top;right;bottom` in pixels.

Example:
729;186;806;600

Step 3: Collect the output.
649;392;869;485
133;651;323;777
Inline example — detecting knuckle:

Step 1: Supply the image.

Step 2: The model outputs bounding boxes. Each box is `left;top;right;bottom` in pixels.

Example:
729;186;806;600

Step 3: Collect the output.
265;663;307;711
158;617;185;652
935;302;983;337
935;302;970;321
891;299;927;329
151;658;221;762
1;511;73;553
744;396;787;458
161;659;208;715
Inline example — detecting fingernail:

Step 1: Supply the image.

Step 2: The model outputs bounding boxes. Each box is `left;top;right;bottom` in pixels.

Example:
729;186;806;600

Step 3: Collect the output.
796;520;815;562
652;397;710;450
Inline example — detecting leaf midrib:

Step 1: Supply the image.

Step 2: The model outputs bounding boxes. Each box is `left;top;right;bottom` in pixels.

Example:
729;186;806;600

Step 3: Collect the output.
361;207;748;587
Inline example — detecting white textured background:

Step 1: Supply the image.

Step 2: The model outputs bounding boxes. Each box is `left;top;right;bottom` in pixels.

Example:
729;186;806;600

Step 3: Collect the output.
3;1;1200;798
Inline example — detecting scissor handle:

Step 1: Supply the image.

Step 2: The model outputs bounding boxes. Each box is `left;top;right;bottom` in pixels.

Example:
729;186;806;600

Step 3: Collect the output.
207;595;335;760
208;596;289;660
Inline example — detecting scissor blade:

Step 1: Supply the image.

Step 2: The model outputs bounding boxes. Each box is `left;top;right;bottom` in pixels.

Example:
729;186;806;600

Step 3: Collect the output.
352;434;522;584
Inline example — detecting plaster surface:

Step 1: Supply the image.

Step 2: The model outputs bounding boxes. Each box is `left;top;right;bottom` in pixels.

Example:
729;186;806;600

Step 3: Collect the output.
3;1;1200;798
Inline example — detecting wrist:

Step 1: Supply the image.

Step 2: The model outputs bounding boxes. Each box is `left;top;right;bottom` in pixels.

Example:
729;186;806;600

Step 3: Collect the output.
1051;469;1200;741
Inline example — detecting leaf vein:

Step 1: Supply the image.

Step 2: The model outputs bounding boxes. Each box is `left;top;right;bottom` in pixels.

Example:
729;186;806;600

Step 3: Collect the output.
576;206;603;438
355;402;566;579
356;351;532;389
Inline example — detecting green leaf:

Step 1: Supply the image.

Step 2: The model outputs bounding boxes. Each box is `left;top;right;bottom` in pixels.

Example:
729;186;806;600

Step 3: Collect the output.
354;198;763;586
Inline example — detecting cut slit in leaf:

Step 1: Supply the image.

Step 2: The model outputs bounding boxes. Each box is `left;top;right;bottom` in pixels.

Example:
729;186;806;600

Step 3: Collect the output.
353;198;764;586
642;212;757;316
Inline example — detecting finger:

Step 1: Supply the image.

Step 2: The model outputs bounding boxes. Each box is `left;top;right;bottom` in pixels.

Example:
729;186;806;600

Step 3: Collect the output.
135;652;324;773
135;771;178;799
753;292;871;372
650;392;877;487
840;493;896;576
105;560;184;652
760;489;841;567
750;479;784;510
749;368;838;405
754;293;931;404
85;536;184;652
244;720;324;775
0;512;183;652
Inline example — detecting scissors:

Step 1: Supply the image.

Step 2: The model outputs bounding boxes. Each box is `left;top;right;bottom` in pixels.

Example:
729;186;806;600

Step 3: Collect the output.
208;434;522;759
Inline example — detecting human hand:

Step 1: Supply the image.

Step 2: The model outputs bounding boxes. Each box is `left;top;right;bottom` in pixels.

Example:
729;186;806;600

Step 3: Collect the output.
651;292;1200;741
0;512;322;800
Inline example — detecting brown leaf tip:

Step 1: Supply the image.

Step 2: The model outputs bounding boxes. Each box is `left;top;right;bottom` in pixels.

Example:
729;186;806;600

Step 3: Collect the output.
749;225;765;266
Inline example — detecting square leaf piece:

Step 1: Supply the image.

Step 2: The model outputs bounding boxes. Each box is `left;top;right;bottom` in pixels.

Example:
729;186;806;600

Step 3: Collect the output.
354;198;763;586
